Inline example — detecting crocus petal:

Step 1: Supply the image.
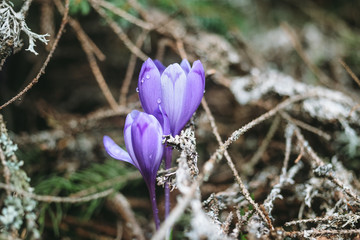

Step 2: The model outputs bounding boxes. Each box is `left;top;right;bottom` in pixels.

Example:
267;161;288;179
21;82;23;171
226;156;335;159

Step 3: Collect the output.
159;104;171;136
124;110;140;170
180;60;205;133
180;59;191;75
160;64;188;135
103;135;134;165
138;59;162;115
153;59;166;75
131;113;164;183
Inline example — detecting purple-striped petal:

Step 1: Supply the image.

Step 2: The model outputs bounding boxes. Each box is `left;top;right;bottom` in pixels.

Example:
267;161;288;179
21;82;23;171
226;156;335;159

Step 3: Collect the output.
130;112;164;183
124;110;140;170
160;64;187;135
103;135;134;165
153;59;166;75
181;60;205;129
138;59;162;115
180;59;191;75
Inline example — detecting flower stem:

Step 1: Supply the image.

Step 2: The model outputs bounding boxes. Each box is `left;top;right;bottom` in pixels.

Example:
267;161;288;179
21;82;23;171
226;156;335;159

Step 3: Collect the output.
164;146;172;218
149;183;160;229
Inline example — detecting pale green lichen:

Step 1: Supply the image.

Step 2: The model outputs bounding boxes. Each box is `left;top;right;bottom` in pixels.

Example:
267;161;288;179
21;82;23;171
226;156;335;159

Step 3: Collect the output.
0;115;40;239
0;0;49;57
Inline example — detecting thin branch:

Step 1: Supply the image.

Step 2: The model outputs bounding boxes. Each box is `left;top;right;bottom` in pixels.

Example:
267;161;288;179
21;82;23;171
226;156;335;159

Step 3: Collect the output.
287;229;360;238
68;19;119;110
176;40;187;59
119;29;149;105
70;171;140;198
0;182;114;203
244;114;281;176
282;123;295;175
207;92;320;167
281;22;332;87
293;126;360;203
106;193;145;240
339;58;360;88
0;0;70;111
284;214;359;226
201;98;274;230
68;18;105;61
155;38;173;61
90;0;148;61
94;0;153;30
280;111;331;141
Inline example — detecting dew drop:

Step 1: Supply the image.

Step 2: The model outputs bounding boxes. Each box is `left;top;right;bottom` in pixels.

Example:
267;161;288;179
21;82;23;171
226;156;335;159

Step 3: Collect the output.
149;154;153;159
203;90;206;93
157;98;161;104
136;87;139;92
141;78;144;84
146;74;150;79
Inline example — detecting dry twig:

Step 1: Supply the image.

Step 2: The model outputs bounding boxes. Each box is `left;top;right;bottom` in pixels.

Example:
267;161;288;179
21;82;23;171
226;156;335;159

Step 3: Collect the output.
0;0;70;111
94;0;153;30
90;0;148;61
106;193;145;240
245;115;281;176
0;182;113;203
281;22;332;87
280;111;331;141
339;58;360;88
201;98;274;230
119;30;149;105
293;126;360;203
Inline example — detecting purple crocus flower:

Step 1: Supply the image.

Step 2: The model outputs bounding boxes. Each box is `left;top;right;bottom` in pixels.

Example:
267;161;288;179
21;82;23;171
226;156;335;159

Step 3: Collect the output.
103;110;163;229
138;58;205;136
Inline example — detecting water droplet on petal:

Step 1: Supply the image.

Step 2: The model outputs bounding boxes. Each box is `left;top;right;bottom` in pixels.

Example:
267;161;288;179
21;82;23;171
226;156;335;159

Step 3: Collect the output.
146;74;150;79
157;98;161;104
136;87;139;92
203;90;206;93
149;154;153;159
141;79;144;84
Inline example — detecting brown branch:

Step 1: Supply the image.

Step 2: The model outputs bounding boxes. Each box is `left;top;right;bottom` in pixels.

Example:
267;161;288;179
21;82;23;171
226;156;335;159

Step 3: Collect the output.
0;182;113;203
70;171;140;198
281;22;332;87
176;40;187;59
106;193;145;240
90;0;148;61
280;111;331;141
244;115;280;176
208;92;320;167
155;38;173;61
0;0;70;111
287;228;360;238
119;30;149;105
68;19;118;110
284;214;358;226
94;0;153;30
68;18;106;61
339;58;360;88
293;126;360;203
201;98;274;230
